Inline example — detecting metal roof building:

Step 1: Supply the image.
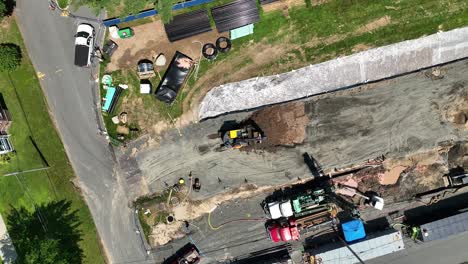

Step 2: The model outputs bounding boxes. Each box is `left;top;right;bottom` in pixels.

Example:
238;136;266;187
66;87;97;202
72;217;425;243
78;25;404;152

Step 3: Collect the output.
421;210;468;242
312;231;404;264
164;9;212;42
211;0;260;33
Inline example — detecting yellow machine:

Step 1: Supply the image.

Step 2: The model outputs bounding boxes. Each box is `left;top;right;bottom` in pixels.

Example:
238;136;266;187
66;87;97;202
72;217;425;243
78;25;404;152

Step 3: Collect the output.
220;124;265;149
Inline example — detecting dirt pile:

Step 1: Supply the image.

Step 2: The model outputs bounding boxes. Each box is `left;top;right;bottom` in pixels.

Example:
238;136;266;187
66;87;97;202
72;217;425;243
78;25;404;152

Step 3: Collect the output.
356;147;456;202
250;102;309;149
330;145;463;203
150;222;185;246
108;20;227;71
437;80;468;128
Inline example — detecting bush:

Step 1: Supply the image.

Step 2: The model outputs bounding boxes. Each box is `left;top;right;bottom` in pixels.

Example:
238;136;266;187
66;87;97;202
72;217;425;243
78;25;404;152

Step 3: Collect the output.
0;43;21;72
0;1;6;18
0;151;15;165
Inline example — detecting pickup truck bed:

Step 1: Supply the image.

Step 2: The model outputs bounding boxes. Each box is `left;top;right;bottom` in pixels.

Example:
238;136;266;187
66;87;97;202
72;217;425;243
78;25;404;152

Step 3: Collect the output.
74;45;90;67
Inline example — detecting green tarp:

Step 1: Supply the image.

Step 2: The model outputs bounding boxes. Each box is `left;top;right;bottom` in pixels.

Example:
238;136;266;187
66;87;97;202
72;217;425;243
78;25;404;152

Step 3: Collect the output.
230;24;254;40
102;87;116;111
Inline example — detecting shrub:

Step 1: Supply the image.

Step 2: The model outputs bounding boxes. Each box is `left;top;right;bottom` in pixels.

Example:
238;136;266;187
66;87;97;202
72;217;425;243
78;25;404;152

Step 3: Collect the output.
0;43;21;72
0;1;6;18
0;151;15;165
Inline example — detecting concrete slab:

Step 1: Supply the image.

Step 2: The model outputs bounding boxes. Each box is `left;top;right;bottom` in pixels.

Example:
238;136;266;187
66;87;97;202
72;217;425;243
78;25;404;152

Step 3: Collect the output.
199;27;468;120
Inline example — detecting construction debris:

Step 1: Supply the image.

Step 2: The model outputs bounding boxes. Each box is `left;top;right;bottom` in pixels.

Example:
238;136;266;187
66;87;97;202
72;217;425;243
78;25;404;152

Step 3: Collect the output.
111;116;120;124
117;125;130;135
380;166;406;185
119;112;128;124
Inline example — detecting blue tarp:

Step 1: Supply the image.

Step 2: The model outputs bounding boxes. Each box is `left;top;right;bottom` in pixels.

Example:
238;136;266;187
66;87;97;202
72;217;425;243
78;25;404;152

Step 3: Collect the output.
102;87;116;111
103;0;214;27
342;220;366;243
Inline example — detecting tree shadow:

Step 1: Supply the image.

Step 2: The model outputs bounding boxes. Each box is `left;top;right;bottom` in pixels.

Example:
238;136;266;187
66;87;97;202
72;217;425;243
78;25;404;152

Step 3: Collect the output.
3;0;16;16
6;200;83;263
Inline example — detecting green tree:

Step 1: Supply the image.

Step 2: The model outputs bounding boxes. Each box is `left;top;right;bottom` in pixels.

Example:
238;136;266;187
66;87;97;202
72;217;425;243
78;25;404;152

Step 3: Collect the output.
0;0;16;18
0;43;21;72
7;200;83;264
0;1;6;18
24;238;69;264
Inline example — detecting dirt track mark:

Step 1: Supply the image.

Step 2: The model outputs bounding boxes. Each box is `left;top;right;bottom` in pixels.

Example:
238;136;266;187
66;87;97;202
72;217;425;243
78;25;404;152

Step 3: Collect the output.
356;15;392;34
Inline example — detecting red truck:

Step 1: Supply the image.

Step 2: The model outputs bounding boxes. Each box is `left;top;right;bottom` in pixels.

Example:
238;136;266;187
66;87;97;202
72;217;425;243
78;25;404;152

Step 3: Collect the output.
164;245;201;264
267;219;300;243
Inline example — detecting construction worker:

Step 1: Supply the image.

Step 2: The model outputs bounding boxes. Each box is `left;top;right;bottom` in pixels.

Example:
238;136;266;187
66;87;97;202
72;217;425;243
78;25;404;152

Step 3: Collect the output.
178;178;185;185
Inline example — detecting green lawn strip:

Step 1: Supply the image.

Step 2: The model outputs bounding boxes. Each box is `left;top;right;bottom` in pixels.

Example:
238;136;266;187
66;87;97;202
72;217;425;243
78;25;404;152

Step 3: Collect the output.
0;21;104;263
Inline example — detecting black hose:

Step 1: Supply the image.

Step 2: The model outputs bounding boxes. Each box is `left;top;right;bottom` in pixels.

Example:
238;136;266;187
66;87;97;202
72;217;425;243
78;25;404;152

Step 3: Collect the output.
202;43;218;60
216;36;232;53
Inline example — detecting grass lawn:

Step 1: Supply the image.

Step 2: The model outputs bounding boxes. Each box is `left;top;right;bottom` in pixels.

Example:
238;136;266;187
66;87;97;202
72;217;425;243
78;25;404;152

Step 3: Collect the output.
100;59;186;141
0;20;105;263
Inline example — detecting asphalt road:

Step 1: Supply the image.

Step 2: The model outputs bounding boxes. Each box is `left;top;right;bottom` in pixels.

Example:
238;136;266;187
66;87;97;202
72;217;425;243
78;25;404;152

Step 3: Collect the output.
15;1;152;263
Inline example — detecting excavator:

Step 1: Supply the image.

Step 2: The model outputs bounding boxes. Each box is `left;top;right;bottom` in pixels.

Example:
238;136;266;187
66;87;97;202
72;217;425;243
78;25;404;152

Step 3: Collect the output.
219;123;266;150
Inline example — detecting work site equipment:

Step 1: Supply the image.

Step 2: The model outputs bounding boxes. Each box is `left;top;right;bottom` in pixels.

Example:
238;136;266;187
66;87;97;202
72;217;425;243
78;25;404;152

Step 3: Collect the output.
266;188;326;219
219;124;266;149
267;205;335;242
443;173;468;187
163;244;201;264
334;183;384;210
118;27;134;39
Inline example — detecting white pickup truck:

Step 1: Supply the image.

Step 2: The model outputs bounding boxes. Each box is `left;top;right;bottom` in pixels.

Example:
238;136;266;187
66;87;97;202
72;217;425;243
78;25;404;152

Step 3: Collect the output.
74;24;95;67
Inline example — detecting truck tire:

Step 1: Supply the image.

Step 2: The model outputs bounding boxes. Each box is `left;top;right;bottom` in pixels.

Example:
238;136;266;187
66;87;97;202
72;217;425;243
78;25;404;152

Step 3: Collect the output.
216;37;231;53
202;43;218;60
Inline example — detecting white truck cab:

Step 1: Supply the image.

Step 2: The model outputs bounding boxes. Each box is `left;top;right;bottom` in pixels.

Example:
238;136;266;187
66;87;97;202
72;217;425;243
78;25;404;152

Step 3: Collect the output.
268;200;293;219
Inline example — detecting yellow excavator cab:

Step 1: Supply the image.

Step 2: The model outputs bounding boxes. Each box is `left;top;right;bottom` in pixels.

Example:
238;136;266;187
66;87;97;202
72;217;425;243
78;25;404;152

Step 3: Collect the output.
229;130;240;139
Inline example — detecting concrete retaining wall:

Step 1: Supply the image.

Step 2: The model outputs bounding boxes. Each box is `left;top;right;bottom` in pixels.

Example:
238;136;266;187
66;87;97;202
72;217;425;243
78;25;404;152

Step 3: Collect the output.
198;27;468;120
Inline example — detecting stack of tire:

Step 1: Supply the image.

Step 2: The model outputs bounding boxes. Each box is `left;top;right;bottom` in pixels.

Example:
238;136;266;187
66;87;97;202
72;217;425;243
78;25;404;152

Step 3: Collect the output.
202;36;232;60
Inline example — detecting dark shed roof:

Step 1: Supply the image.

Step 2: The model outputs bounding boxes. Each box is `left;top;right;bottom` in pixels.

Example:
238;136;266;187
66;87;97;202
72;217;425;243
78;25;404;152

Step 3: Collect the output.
211;0;260;33
164;9;212;42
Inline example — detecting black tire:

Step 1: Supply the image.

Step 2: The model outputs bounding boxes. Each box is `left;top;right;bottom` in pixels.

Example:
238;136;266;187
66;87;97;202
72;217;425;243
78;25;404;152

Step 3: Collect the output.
216;37;232;53
202;43;218;60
